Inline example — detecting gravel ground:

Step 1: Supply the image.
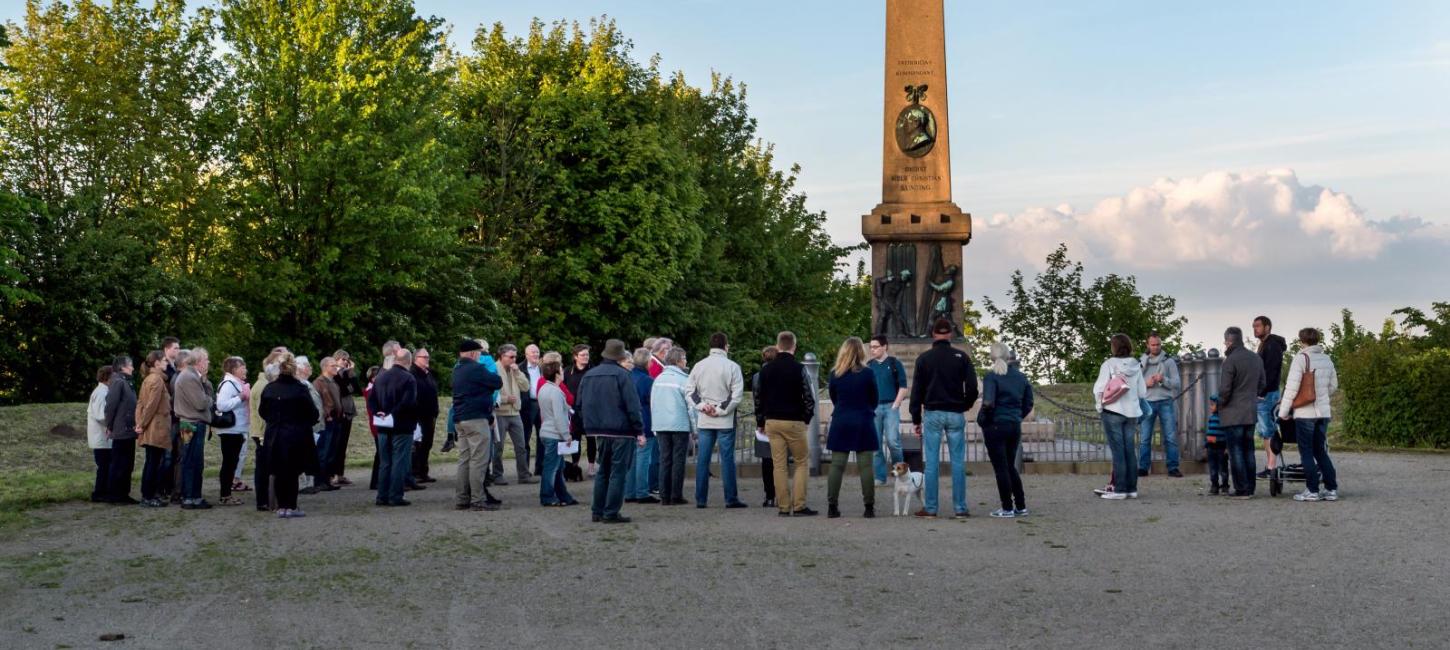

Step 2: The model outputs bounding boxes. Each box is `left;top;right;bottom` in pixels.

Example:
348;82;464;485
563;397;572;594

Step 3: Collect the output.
1;451;1447;649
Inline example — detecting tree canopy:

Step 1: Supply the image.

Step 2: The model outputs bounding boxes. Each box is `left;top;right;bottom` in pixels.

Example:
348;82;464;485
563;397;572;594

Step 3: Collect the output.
0;2;866;402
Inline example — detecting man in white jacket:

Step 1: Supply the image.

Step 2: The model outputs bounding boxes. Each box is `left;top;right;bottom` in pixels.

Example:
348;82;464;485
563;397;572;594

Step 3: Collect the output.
685;332;748;509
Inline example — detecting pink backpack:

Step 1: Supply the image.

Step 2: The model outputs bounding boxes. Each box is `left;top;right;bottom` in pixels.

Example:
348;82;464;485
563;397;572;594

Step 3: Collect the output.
1101;373;1129;404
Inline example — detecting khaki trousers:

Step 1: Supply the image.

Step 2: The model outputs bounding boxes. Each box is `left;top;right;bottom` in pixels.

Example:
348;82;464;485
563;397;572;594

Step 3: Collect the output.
766;419;809;513
455;418;494;506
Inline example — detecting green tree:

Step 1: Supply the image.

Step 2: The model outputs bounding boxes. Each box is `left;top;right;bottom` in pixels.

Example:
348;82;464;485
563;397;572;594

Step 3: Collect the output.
983;243;1186;383
1391;302;1450;350
0;0;228;402
452;18;863;360
215;0;496;360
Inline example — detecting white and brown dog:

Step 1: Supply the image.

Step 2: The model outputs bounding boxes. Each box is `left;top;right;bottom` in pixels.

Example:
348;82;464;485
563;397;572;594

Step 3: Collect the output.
889;462;924;516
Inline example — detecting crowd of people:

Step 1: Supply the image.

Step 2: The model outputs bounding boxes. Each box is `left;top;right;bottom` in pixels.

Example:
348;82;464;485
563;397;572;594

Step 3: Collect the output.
81;313;1341;521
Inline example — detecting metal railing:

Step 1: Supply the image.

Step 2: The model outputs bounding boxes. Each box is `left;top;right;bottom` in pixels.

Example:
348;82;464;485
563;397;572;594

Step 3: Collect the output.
700;353;1225;472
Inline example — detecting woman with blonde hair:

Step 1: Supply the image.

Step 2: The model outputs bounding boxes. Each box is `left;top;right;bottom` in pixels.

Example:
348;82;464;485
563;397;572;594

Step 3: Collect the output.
825;336;879;519
979;342;1033;518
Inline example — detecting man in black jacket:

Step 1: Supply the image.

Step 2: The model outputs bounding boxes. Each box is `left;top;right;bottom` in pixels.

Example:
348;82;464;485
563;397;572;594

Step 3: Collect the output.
410;348;441;484
1217;326;1266;498
909;318;979;519
1253;316;1287;478
575;339;645;523
330;349;359;485
757;331;819;517
103;355;139;504
368;347;418;506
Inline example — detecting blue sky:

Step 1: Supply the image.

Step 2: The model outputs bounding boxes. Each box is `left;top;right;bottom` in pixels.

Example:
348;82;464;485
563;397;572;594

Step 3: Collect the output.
5;1;1446;346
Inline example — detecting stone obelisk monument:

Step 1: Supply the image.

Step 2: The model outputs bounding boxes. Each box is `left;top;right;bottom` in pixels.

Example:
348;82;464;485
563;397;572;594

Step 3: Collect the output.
862;0;972;346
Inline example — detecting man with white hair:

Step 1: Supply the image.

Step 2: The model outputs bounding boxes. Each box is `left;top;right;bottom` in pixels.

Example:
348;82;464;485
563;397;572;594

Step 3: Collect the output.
173;348;215;510
522;343;544;478
369;346;419;506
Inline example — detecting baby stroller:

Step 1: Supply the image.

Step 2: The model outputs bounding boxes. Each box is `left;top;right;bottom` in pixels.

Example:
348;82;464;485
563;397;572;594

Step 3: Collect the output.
1265;416;1306;497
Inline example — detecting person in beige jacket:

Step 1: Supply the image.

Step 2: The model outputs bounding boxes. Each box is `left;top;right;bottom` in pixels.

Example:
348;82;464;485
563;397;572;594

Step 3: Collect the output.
1277;328;1340;502
135;351;173;507
490;344;535;484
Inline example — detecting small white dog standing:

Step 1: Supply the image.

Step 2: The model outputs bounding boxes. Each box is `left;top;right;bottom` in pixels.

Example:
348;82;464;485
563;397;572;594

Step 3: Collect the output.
890;462;924;516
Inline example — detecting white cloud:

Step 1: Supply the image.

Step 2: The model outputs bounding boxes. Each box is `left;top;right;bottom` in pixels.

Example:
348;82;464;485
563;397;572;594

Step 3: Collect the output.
977;168;1426;271
963;169;1450;347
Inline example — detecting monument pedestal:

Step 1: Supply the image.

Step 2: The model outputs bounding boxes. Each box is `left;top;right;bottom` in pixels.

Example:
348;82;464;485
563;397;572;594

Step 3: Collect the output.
863;0;972;343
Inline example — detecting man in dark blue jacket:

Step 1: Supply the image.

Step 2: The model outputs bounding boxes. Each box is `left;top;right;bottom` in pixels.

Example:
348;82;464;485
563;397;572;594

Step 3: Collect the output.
575;339;645;523
453;339;504;511
368;347;418;507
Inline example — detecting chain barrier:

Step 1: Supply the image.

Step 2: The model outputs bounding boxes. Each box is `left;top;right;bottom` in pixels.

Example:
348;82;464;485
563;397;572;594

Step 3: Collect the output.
1032;372;1206;420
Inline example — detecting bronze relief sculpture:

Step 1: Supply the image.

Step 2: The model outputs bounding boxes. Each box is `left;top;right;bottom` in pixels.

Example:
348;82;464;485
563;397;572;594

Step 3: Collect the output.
895;84;936;158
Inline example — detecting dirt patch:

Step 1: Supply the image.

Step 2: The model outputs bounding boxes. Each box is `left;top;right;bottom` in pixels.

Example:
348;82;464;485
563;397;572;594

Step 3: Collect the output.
46;424;82;440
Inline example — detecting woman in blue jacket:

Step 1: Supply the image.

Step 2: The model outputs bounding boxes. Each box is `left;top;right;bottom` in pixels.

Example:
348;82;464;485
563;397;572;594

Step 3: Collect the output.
980;343;1034;518
826;337;879;519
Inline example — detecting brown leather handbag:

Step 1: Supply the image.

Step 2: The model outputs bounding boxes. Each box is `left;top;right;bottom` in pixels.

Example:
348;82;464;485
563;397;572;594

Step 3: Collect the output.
1290;352;1317;409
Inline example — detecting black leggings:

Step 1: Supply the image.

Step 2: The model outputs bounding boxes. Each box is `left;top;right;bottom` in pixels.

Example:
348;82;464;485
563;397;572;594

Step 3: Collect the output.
219;435;244;497
331;417;353;477
761;457;776;500
984;422;1026;511
141;445;167;501
254;439;272;509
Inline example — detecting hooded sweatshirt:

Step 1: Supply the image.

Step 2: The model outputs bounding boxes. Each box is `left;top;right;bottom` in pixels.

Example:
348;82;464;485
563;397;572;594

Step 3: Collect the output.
1092;357;1149;418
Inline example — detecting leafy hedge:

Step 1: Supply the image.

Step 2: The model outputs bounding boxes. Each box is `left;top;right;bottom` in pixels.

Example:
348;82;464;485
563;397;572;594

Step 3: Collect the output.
1339;341;1450;448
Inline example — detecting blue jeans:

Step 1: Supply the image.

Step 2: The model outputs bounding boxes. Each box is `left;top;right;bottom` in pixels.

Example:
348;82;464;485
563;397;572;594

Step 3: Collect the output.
921;410;966;515
539;437;576;505
377;431;413;504
872;403;902;483
179;422;207;501
1294;418;1338;493
591;437;633;519
648;440;661;493
695;428;741;506
1102;411;1138;494
1256;390;1281;439
626;436;656;499
314;420;336;486
1137;398;1179;472
1225;424;1256;495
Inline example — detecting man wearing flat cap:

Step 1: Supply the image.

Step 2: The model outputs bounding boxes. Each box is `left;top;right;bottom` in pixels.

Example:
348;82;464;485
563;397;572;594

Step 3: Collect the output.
452;338;504;511
574;339;646;523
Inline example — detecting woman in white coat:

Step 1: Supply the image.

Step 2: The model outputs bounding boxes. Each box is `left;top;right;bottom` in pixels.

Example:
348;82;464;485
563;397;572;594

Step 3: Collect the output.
86;365;114;502
1278;328;1340;502
1093;333;1148;500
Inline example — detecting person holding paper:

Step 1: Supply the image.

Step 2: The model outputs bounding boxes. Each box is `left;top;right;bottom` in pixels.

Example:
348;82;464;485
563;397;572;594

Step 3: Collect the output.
368;347;419;506
537;355;578;507
685;332;748;510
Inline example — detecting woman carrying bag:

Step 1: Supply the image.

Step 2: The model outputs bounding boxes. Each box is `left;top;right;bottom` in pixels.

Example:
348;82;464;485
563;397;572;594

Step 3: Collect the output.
1278;328;1340;502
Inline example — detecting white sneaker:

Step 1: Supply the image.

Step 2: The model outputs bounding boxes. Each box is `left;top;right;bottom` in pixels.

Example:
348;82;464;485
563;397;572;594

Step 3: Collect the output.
1126;492;1139;499
989;508;1016;518
1293;490;1320;502
1321;489;1339;501
1100;492;1127;500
